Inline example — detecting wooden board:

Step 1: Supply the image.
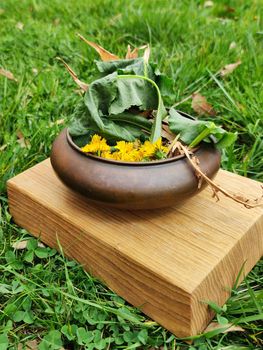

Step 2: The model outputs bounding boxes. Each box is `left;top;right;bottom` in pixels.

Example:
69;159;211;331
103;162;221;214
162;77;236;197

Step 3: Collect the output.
7;159;263;337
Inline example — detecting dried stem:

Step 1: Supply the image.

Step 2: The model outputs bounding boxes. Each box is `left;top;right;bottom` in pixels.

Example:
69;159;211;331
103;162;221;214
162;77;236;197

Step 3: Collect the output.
125;44;148;59
56;57;88;92
167;134;181;157
178;142;263;209
77;33;119;61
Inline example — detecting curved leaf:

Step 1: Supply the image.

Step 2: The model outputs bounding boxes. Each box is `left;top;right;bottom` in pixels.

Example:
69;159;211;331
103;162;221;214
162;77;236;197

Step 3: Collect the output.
69;105;148;142
83;72;118;129
109;77;157;115
108;112;152;131
168;107;237;148
96;58;145;76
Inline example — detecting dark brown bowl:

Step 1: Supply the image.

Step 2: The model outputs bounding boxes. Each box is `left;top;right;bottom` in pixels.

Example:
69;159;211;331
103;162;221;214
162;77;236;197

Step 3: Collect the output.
50;124;221;209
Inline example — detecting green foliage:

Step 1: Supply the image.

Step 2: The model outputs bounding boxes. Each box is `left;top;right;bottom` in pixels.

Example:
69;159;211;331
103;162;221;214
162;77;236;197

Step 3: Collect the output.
96;58;146;76
0;334;9;350
69;61;168;142
168;108;237;148
69;53;235;146
39;330;63;350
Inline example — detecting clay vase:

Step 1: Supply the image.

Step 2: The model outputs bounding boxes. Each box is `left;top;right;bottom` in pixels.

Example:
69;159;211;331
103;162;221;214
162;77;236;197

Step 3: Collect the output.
51;113;221;209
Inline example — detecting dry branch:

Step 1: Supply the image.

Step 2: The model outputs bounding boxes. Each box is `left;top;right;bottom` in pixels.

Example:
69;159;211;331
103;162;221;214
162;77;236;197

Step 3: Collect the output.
178;142;263;209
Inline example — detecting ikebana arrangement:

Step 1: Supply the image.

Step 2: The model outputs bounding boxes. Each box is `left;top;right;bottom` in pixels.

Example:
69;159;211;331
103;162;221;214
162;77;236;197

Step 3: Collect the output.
51;34;263;209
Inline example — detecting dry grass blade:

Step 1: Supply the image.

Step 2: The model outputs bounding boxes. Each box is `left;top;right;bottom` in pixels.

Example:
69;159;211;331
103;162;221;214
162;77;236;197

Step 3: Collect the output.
143;44;151;64
0;67;17;81
16;130;30;148
204;322;245;334
126;44;138;59
167;134;181;157
108;13;122;26
56;57;88;92
0;144;7;151
204;1;214;8
229;41;237;50
12;240;45;250
125;44;148;59
17;340;39;350
161;124;175;142
16;21;24;30
220;60;242;77
77;33;119;61
179;142;263;209
12;240;28;250
191;92;216;116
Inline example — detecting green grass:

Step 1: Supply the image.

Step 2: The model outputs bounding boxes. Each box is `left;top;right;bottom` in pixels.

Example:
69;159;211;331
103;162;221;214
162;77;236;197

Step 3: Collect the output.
0;0;262;348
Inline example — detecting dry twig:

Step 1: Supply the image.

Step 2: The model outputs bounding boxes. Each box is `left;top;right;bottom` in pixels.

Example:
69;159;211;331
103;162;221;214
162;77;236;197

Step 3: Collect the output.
178;142;263;209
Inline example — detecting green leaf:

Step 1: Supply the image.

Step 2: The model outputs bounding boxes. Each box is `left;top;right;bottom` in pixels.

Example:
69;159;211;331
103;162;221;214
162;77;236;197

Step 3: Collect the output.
203;325;230;339
2;321;13;334
95;338;107;350
137;329;148;345
203;300;224;314
12;280;24;294
153;64;174;101
12;310;34;324
35;248;50;259
76;327;94;345
70;103;149;142
23;310;34;324
22;296;32;311
116;307;142;323
123;331;135;343
117;75;167;142
217;314;229;325
109;77;157;115
96;58;145;76
0;284;12;294
13;311;24;322
150;99;167;142
27;239;38;251
69;71;166;142
3;304;17;317
23;250;34;263
5;251;23;270
39;330;62;350
83;72;117;129
101;118;147;142
61;324;77;341
108;112;152;131
0;334;9;350
168;108;237;148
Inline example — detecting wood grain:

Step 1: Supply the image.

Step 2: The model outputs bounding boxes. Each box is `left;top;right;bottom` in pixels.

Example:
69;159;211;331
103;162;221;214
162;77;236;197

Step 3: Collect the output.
7;159;263;337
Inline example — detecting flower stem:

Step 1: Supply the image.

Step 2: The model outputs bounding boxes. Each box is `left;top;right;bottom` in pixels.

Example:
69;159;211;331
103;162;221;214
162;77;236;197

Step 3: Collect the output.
117;74;166;142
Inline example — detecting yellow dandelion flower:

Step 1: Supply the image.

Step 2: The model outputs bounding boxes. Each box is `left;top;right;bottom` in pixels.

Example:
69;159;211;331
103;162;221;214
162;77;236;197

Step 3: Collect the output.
139;141;156;158
154;138;169;154
81;134;110;153
120;149;142;162
101;151;121;160
82;137;168;162
115;141;134;154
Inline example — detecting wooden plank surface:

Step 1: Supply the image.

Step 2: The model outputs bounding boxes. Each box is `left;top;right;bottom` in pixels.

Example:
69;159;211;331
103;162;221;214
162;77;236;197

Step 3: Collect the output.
7;159;263;337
